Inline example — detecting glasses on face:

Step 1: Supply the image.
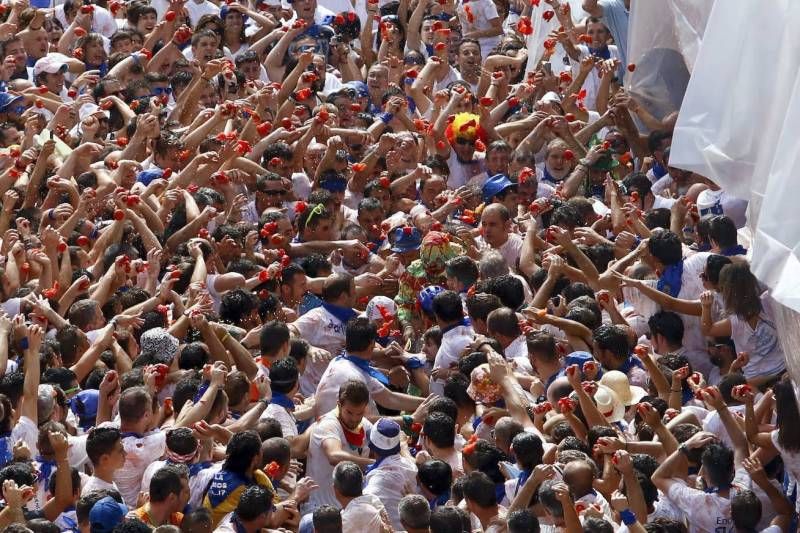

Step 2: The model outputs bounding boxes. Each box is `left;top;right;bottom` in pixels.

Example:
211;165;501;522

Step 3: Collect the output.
262;189;286;196
152;87;173;96
455;137;473;146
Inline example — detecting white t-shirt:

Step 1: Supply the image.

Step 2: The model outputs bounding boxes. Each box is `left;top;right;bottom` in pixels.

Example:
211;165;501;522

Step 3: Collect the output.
623;252;713;375
262;403;298;438
341;494;387;533
445;150;487;189
142;459;220;510
315;356;386;417
728;293;785;379
81;475;119;496
363;454;418;530
292;305;349;397
702;404;746;451
663;469;751;533
55;4;118;38
455;0;501;60
431;322;475;396
112;430;167;507
305;413;372;512
572;45;621;112
476;233;524;272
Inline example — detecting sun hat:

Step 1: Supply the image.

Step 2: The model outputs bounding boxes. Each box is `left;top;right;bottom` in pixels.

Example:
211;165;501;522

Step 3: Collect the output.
600;370;647;407
593;384;625;423
467;364;502;405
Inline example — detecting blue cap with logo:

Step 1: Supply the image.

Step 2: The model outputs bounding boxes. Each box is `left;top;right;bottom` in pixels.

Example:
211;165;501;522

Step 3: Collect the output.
482;174;515;203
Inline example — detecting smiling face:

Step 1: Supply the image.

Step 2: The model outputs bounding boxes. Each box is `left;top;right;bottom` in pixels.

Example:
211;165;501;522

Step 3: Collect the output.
457;41;481;78
586;20;610;48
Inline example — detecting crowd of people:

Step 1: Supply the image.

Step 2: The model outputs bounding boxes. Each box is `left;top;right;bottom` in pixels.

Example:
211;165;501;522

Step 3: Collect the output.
0;0;789;531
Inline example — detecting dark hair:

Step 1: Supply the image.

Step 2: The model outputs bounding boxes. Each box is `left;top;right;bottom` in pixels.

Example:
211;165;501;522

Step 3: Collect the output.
592;324;630;360
461;471;496;508
508;508;540;533
705;254;732;285
260;320;290;357
526;330;558;363
321;273;353;302
86;426;121;465
700;443;734;488
444;373;473;409
178;342;209;370
118;386;151;425
270;357;299;395
418;459;452;496
345;317;377;352
333;461;363;497
486;275;525;310
423;412;456;449
486;307;521;339
719;262;763;319
312;505;342;533
731;489;762;531
165;427;198;457
430;506;470;533
537;480;563;518
149;464;186;502
466;292;502;323
432;290;464;323
237;485;274;521
647;231;683;266
512;432;544;471
647;311;685;346
223;430;262;474
458;351;488;378
462;439;507;484
219;289;258;326
708;216;738;249
338;379;369;406
446;256;479;289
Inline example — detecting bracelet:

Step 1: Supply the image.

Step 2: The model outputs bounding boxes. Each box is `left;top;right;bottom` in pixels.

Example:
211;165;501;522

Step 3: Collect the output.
47;209;55;221
619;509;636;526
221;333;231;344
377;112;394;124
402;415;413;430
678;443;690;456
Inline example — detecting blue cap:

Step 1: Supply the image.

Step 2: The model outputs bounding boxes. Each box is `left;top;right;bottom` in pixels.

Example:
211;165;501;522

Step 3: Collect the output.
0;92;23;113
369;418;402;456
89;496;128;533
343;81;369;99
482;174;516;203
563;351;602;378
319;175;347;193
417;285;445;315
136;168;164;186
390;226;422;253
70;389;98;431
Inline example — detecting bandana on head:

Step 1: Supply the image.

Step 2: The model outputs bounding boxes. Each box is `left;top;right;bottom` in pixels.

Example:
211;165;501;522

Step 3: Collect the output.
140;327;179;360
420;231;458;275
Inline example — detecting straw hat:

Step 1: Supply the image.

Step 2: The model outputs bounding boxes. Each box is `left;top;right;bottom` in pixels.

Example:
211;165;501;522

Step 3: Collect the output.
593;385;625;423
600;370;647;406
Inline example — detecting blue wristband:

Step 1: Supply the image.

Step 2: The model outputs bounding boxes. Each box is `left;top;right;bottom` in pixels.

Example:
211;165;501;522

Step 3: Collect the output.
378;112;394;124
619;509;636;526
20;337;28;350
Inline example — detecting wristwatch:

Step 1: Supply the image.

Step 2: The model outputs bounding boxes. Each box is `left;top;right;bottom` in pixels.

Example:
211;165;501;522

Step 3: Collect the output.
678;443;690;456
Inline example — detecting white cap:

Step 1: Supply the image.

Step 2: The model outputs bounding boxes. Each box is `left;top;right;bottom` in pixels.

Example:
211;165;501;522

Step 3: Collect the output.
79;103;110;122
33;54;68;77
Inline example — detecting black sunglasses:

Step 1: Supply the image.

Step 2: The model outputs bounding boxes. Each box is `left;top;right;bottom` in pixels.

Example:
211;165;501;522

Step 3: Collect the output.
262;189;286;196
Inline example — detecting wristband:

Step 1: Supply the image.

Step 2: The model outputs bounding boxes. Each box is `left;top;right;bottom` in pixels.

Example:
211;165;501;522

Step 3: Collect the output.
402;415;413;430
619;509;636;526
20;337;28;350
377;112;394;124
678;443;690;456
131;53;141;66
47;209;55;220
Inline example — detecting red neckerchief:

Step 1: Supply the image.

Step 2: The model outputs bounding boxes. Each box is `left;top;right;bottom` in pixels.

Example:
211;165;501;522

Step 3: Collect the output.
338;415;365;448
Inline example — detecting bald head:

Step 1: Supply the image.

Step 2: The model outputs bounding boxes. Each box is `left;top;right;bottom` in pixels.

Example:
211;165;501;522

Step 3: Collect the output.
481;202;511;222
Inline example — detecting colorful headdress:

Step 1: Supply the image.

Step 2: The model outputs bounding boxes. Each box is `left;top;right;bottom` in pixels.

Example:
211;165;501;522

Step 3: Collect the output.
445;113;487;144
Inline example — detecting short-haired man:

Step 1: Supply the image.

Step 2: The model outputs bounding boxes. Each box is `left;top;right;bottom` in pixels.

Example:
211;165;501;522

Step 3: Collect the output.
333;461;391;532
129;464;189;527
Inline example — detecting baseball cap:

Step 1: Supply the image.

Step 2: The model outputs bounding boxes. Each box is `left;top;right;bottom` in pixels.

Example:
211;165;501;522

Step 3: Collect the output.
368;418;401;456
70;389;99;431
79;103;110;123
390;226;422;253
0;92;24;113
33;54;69;77
89;496;128;533
343;81;369;99
482;173;515;203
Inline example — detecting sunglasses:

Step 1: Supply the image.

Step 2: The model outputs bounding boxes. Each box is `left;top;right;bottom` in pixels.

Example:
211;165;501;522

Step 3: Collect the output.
455;137;473;146
262;189;286;196
152;87;173;96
